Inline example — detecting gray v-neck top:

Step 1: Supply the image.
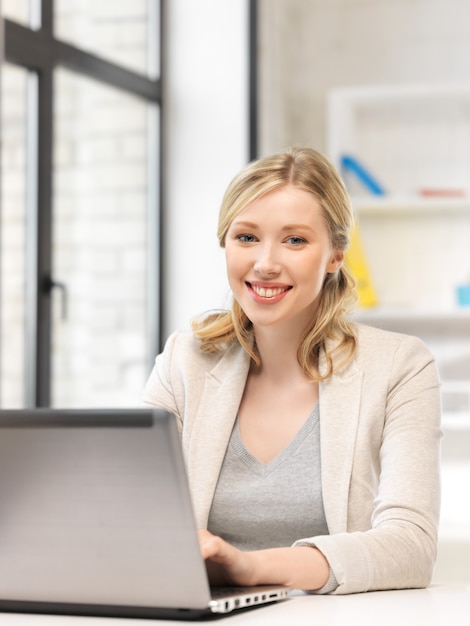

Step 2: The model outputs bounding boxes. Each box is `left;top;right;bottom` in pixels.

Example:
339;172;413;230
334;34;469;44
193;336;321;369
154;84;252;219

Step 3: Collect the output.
207;404;329;551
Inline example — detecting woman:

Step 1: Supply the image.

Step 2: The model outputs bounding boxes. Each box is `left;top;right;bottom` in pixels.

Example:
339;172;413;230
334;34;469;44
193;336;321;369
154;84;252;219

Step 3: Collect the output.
143;147;441;595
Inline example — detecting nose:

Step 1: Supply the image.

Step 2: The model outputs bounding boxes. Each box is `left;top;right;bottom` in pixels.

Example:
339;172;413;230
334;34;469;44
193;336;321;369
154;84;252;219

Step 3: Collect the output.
253;243;281;277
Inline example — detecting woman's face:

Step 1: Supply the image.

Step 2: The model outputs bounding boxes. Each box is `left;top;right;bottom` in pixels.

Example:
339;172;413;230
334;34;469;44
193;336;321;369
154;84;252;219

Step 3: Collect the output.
224;185;343;334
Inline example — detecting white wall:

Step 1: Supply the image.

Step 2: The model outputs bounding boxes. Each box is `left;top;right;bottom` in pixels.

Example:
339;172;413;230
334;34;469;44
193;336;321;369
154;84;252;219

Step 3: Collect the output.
162;0;249;339
258;0;470;155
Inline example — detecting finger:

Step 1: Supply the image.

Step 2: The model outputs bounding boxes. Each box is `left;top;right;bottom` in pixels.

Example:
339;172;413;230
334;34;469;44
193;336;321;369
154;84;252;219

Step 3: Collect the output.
198;529;214;543
198;529;221;559
198;530;233;562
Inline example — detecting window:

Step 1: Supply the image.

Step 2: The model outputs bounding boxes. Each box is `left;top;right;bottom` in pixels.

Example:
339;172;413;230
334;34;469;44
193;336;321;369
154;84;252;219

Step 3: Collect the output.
1;0;162;407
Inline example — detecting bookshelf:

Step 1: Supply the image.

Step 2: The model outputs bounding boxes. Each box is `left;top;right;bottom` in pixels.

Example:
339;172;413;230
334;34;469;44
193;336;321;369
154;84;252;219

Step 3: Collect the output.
353;196;470;215
327;83;470;316
328;84;470;442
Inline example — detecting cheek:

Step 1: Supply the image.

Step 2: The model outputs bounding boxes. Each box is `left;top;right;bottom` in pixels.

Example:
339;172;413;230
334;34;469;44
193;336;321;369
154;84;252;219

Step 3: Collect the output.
300;255;332;292
225;248;243;281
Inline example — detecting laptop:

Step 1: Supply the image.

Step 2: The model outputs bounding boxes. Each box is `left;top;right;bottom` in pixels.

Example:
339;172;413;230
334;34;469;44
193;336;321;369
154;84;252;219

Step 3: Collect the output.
0;408;290;619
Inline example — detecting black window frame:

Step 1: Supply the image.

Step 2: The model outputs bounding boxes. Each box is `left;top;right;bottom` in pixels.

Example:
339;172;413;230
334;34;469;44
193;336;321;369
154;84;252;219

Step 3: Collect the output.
249;0;258;161
3;0;164;407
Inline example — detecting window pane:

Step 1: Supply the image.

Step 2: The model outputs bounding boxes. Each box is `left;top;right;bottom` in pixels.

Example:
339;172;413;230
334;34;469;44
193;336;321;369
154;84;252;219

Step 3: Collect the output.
54;0;156;77
53;68;151;408
0;64;28;407
1;0;30;24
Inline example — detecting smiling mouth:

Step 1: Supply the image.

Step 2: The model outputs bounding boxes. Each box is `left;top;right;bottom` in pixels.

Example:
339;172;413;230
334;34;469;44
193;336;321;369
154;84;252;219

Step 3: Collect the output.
248;283;291;298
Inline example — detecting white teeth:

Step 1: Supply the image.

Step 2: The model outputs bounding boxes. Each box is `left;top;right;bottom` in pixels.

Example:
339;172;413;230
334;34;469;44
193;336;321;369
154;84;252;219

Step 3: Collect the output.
252;285;285;298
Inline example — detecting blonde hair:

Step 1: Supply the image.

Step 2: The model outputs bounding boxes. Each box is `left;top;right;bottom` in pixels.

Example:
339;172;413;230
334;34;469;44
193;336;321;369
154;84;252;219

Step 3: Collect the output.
192;146;358;381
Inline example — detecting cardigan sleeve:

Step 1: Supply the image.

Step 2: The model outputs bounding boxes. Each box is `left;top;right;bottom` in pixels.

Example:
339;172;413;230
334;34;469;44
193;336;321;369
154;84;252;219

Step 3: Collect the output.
142;331;184;432
294;332;442;594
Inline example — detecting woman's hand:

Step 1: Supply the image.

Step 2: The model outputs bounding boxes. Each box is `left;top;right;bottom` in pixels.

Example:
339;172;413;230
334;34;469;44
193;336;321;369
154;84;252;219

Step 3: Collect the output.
198;529;258;586
198;529;330;590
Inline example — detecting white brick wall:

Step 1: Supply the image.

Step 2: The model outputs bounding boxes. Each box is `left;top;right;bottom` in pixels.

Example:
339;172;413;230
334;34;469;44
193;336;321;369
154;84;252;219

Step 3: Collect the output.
55;0;149;74
1;0;28;24
52;66;149;408
0;64;27;407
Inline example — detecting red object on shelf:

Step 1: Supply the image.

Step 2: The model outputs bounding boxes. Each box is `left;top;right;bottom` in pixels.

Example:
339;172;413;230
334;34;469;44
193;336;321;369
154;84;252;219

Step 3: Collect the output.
418;188;467;198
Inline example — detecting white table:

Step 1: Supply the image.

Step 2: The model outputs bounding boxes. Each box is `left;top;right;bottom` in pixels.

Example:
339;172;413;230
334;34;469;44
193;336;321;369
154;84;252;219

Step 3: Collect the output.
0;585;469;626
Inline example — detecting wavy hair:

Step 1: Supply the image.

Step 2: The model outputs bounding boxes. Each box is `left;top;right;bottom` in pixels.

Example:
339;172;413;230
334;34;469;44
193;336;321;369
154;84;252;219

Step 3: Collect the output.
191;146;358;381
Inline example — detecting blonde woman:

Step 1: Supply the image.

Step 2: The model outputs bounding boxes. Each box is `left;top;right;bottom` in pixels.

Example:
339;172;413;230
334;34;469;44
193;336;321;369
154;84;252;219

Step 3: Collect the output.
143;147;441;595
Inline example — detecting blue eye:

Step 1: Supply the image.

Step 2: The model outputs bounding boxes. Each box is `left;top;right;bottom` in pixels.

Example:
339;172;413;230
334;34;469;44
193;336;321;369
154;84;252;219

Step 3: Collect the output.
238;234;257;243
286;236;306;245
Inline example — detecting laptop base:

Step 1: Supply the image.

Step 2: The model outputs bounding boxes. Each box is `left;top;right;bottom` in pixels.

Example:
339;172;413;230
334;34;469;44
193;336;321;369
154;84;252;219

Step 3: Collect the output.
0;599;217;621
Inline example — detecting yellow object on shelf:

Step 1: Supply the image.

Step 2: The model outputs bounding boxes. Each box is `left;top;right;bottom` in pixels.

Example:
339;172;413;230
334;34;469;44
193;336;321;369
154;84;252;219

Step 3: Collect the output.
345;223;378;308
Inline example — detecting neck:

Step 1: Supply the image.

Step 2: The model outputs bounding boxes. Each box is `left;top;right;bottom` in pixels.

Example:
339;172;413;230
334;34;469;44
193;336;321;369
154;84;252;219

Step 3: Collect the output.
252;325;307;380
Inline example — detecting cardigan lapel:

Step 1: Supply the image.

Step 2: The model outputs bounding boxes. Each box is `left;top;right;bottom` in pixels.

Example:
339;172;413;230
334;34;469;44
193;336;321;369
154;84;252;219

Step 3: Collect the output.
185;336;364;533
319;356;363;534
186;343;251;528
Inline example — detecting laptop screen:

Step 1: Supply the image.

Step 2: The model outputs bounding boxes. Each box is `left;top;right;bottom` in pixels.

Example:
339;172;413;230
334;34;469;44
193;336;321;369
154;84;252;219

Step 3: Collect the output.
0;408;213;612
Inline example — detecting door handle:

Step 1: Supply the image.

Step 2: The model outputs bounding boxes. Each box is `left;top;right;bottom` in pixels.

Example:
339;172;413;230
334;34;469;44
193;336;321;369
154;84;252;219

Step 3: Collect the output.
43;276;68;320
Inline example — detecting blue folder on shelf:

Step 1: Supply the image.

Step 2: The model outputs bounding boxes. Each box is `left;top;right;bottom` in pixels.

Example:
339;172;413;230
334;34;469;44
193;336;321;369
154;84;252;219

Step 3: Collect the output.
340;154;386;196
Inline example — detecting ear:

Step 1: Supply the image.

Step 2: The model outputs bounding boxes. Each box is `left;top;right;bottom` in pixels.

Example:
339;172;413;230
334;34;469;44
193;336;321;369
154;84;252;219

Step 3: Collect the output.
326;250;344;274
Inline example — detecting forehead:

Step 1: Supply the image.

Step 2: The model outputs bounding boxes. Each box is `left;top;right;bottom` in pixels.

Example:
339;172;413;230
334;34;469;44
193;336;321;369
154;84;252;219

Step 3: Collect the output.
234;185;324;223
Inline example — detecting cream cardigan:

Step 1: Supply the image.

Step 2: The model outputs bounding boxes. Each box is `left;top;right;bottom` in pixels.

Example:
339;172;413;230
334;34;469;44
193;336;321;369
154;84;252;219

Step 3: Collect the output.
142;323;442;595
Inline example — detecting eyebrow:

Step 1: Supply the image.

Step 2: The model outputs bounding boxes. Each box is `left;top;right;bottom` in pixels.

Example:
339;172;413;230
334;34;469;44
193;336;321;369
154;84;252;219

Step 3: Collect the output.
281;224;315;233
229;220;258;229
231;220;315;233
